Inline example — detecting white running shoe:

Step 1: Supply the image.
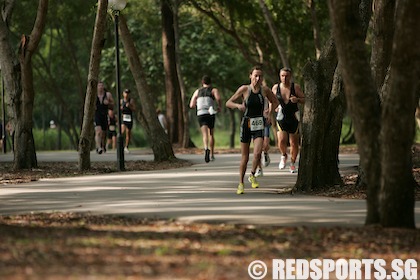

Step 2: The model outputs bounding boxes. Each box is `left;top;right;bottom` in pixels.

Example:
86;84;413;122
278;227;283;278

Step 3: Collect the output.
290;163;297;173
255;168;263;177
279;155;287;169
124;147;130;154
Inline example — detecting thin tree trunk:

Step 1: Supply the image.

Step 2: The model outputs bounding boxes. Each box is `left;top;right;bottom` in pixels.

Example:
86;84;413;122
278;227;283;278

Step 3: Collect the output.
78;0;108;170
370;0;395;93
257;0;289;68
161;0;183;144
307;0;322;59
119;15;175;161
173;0;190;148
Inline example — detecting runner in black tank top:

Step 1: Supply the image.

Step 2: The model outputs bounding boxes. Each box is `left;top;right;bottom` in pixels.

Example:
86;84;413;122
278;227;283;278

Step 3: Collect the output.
272;68;305;173
95;82;114;154
241;86;265;143
225;66;279;195
120;89;136;153
106;109;117;150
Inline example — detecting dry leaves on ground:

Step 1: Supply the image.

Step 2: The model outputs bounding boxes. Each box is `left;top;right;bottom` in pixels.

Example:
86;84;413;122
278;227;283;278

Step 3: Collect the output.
0;212;418;279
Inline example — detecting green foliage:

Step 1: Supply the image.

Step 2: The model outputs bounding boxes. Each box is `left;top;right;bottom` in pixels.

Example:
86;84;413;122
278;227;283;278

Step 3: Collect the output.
4;0;332;152
33;128;73;151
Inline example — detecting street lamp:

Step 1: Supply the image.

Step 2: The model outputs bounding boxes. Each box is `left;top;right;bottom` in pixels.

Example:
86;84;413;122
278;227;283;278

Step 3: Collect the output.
1;66;6;154
109;0;127;171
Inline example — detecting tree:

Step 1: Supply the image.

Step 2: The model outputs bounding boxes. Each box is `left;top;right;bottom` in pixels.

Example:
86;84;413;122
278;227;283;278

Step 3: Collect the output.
295;0;371;192
161;0;184;145
32;0;99;150
78;0;108;170
329;0;419;228
257;0;289;68
173;0;192;148
0;0;48;169
294;36;343;191
118;15;175;161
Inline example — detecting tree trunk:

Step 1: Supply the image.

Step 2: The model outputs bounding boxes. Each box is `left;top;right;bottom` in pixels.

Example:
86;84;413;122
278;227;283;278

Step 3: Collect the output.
329;0;417;228
257;0;289;68
295;37;343;191
173;0;191;148
379;0;419;228
78;0;108;170
370;0;395;92
307;0;322;59
119;16;175;161
11;0;48;169
161;0;184;144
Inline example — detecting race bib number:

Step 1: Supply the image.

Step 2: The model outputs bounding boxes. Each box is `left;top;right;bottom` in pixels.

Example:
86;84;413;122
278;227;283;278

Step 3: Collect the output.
123;114;132;122
249;117;264;131
109;125;116;131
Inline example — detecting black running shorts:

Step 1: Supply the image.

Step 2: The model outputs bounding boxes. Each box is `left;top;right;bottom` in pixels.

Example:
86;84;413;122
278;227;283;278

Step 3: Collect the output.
197;114;215;129
240;117;264;143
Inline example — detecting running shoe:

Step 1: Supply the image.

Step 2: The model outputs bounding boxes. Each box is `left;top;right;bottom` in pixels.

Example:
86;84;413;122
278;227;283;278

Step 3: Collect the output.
205;149;210;163
211;155;215;161
264;152;270;167
248;174;259;188
255;168;263;177
236;183;244;195
279;155;287;169
261;153;266;167
96;148;103;154
290;163;297;173
124;147;130;154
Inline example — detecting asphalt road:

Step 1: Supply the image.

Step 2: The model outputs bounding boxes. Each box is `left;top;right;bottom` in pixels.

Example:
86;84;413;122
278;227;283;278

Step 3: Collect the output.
1;150;419;227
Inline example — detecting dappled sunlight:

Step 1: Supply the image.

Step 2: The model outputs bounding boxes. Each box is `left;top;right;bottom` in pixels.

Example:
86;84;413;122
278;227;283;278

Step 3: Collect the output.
1;151;418;227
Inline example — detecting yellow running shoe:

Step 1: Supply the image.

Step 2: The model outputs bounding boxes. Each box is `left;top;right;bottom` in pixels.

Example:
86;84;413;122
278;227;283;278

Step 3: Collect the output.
248;174;259;188
236;183;244;195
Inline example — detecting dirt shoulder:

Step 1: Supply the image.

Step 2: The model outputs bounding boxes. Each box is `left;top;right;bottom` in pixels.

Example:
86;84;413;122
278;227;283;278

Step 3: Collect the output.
0;212;418;279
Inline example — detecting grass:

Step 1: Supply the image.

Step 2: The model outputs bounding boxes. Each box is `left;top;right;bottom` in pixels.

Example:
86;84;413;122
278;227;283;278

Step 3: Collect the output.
29;115;420;151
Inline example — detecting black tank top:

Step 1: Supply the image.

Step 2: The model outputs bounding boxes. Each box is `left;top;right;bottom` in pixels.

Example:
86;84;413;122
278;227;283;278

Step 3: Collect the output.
244;86;264;118
108;115;116;126
122;98;132;116
276;83;298;118
96;94;108;116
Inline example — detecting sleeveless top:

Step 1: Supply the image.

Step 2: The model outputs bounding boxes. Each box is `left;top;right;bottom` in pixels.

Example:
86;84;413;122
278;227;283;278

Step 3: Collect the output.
276;83;298;118
96;94;109;116
108;115;116;131
244;86;265;119
122;98;133;122
196;86;215;116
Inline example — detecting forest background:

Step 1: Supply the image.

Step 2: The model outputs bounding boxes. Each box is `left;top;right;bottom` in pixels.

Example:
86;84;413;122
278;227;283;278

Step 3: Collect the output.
1;0;419;229
0;0;329;152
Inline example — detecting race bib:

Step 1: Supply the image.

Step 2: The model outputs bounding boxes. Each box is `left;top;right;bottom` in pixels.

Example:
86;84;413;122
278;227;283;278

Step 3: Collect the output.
249;117;264;131
123;114;132;122
109;125;116;131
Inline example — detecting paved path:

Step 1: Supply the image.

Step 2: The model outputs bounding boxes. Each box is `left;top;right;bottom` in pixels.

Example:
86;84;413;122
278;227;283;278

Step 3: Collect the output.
1;150;419;227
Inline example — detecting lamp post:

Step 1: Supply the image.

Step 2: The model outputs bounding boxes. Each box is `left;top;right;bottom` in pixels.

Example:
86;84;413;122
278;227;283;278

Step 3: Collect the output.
1;66;6;154
109;0;127;171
